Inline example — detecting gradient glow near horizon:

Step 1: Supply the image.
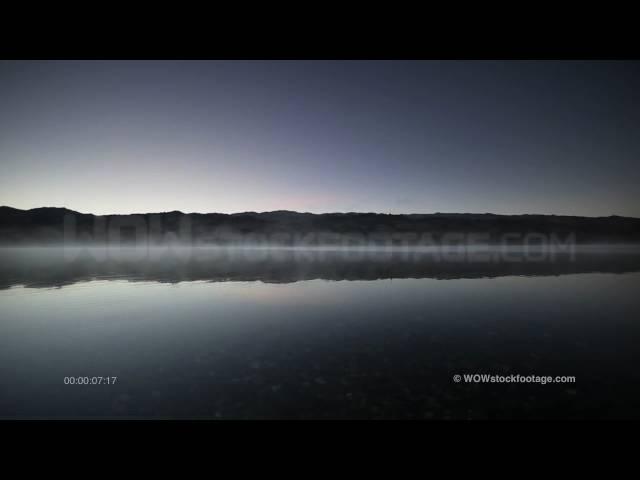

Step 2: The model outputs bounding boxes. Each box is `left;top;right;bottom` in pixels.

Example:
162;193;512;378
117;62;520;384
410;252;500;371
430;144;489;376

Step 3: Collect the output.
1;60;639;217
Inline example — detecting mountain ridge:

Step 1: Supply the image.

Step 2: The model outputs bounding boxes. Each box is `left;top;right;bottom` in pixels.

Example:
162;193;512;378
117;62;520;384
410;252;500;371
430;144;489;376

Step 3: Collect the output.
1;205;637;220
2;206;640;245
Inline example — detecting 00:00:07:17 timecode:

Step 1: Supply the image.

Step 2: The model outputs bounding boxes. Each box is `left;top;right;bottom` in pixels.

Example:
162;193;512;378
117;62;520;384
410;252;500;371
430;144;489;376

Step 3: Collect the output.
63;376;117;385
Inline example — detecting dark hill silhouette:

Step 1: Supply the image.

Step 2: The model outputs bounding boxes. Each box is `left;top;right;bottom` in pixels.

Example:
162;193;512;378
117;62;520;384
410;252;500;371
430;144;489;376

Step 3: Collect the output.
1;206;640;245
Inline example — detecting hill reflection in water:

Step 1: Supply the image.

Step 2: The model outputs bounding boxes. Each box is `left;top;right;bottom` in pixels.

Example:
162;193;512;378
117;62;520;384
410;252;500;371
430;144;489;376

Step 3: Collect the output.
1;246;640;289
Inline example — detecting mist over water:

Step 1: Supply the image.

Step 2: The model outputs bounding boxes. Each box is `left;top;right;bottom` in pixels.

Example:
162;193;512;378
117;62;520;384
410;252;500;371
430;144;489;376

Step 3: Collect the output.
1;245;640;289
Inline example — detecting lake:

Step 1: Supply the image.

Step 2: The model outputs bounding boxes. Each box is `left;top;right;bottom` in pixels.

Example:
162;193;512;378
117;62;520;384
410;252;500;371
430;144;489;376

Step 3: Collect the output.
1;246;639;419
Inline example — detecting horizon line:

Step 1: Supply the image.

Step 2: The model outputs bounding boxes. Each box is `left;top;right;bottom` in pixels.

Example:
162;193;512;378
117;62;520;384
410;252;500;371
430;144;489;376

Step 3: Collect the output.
1;205;638;220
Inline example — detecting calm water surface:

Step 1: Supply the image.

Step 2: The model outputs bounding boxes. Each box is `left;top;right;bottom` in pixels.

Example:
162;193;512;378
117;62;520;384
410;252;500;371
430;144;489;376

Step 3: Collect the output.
1;247;639;419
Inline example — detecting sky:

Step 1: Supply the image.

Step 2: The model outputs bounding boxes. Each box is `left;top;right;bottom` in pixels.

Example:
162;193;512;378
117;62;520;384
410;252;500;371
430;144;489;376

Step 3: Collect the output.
1;60;639;217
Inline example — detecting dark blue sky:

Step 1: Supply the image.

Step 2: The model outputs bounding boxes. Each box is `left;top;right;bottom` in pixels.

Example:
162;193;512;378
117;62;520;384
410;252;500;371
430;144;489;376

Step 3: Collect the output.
1;60;639;216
